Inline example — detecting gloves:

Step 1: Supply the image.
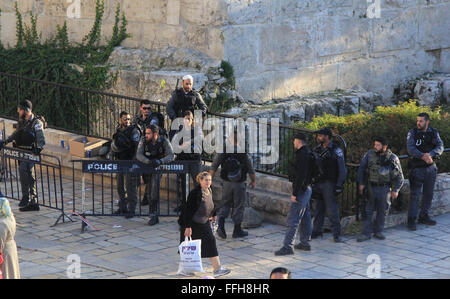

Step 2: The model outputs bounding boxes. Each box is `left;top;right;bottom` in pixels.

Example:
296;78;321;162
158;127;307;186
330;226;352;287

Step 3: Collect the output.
333;186;343;196
32;147;42;155
148;159;161;168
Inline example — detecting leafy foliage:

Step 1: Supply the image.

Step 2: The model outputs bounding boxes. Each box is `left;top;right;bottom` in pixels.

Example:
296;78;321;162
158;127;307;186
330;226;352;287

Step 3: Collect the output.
0;0;129;133
296;101;450;172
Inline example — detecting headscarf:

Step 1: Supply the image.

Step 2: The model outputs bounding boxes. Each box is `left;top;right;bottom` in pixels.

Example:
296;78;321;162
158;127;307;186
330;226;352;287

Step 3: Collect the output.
0;191;13;218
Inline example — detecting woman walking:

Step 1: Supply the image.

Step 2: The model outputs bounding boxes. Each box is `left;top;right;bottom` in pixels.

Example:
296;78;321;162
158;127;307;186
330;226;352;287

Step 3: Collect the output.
178;172;231;277
0;194;20;279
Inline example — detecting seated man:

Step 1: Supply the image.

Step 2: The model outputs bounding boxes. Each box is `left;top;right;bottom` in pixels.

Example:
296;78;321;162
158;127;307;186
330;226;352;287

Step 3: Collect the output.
136;125;174;226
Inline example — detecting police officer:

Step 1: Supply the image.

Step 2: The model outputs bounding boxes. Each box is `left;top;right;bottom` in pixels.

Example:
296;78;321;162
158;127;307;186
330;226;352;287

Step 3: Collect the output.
172;110;203;212
136;124;174;226
209;129;256;239
0;100;45;212
132;99;166;206
406;112;444;230
275;133;313;255
311;128;347;243
111;111;140;219
167;75;207;139
357;137;404;242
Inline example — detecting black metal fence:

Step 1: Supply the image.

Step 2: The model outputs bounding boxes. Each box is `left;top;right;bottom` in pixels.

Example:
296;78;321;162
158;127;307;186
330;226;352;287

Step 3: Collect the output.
2;72;447;221
0;72;333;179
69;160;197;217
0;145;72;226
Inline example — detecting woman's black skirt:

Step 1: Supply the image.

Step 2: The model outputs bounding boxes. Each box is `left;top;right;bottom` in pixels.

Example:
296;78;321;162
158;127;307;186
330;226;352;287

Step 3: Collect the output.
179;222;218;258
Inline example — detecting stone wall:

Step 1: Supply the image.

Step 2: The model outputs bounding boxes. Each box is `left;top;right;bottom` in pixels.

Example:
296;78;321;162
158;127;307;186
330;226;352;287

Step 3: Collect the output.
1;0;450;104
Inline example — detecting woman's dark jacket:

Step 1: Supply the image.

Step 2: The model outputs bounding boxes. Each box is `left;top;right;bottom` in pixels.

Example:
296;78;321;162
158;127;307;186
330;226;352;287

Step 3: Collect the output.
178;185;217;228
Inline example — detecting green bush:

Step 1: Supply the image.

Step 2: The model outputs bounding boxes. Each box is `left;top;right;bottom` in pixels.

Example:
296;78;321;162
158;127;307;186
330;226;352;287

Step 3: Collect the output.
0;1;129;133
295;101;450;173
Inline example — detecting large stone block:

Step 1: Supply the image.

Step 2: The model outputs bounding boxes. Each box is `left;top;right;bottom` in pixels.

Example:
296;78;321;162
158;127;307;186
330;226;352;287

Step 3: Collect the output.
371;8;418;53
180;0;227;26
418;3;450;50
225;0;273;25
140;23;184;49
122;0;167;23
223;25;260;76
0;12;17;48
0;0;34;13
316;16;369;57
259;23;314;67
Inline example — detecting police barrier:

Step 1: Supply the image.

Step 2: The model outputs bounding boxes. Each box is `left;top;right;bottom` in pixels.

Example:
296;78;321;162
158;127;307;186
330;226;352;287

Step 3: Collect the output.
70;159;198;217
0;146;73;226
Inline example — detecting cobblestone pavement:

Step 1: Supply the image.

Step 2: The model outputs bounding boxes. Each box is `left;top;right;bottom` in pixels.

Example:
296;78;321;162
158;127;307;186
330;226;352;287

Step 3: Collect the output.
10;200;450;279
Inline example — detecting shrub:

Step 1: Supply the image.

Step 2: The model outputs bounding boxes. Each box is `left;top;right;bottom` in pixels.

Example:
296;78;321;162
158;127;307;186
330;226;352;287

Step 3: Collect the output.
295;101;449;173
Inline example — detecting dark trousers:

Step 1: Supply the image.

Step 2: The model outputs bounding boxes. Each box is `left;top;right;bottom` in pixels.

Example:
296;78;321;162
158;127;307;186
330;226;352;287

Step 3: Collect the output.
312;181;341;237
408;164;437;218
19;161;37;203
218;181;247;225
362;185;390;236
142;173;162;216
117;173;138;213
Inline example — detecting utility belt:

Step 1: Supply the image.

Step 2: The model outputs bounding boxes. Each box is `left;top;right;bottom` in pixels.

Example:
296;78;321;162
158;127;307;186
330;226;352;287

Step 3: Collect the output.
369;182;390;187
408;158;435;169
13;144;33;150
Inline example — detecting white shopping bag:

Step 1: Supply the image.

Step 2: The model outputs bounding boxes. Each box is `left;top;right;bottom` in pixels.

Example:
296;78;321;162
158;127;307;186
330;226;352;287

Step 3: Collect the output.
177;237;204;274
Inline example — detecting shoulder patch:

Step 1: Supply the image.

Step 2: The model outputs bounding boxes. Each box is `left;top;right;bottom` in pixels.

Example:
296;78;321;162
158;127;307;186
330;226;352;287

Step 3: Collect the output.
334;147;344;158
34;121;42;131
132;131;140;142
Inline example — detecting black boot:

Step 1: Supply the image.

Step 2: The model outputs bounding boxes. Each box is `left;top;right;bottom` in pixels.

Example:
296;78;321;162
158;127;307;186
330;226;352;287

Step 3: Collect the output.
418;214;437;226
216;217;227;239
19;196;30;207
19;196;39;212
148;215;159;226
114;199;128;215
125;203;136;219
407;217;417;231
141;195;149;206
232;223;248;238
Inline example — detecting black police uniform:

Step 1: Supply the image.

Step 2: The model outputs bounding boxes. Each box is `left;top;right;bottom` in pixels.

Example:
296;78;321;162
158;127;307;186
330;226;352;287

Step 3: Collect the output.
2;114;45;211
136;135;174;225
110;124;140;218
406;127;444;227
311;141;347;241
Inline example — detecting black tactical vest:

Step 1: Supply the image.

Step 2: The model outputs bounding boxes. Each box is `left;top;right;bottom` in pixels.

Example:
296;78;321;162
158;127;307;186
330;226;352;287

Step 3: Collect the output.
413;128;438;154
143;137;166;160
114;125;138;160
314;143;340;182
14;118;38;148
174;89;198;118
409;127;439;168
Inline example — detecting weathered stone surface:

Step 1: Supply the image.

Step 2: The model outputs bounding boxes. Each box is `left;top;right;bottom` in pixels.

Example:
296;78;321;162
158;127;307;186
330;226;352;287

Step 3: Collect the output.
1;0;449;106
414;80;442;106
443;79;450;104
223;87;384;124
242;207;263;229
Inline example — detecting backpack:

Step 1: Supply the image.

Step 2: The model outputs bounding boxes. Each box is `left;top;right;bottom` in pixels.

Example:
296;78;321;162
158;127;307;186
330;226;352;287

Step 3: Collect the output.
222;155;242;182
34;115;48;130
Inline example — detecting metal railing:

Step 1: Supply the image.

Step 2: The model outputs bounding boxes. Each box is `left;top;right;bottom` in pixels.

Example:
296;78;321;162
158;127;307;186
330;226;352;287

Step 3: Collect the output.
0;145;72;226
0;72;344;179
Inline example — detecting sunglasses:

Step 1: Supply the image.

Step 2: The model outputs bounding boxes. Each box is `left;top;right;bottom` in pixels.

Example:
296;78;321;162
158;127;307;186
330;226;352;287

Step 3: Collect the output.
142;107;151;110
122;118;131;121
